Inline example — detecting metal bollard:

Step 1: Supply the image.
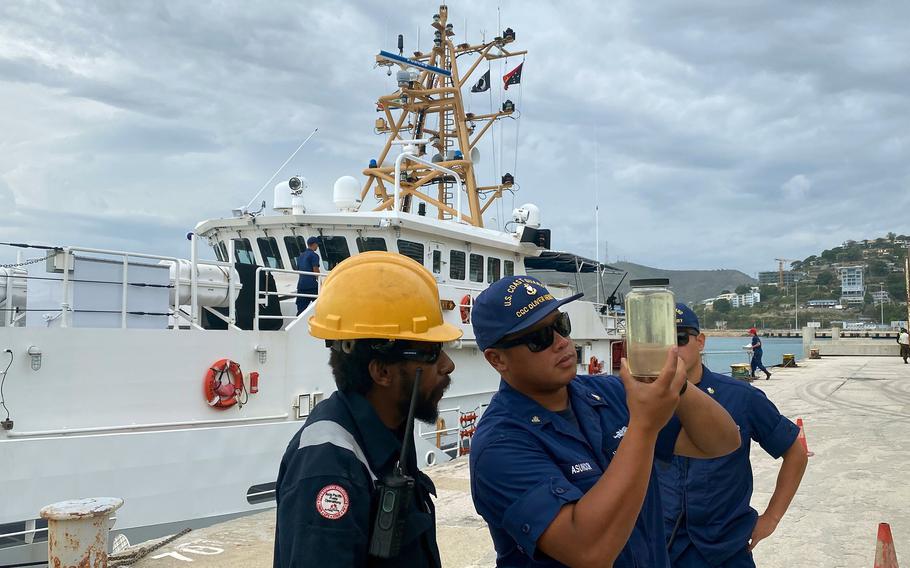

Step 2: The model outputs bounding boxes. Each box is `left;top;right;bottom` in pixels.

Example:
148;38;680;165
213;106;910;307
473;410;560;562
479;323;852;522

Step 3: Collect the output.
40;497;123;568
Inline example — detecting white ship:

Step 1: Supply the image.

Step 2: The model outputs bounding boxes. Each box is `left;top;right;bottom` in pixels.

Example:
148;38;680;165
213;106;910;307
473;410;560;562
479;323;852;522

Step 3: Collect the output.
0;6;623;565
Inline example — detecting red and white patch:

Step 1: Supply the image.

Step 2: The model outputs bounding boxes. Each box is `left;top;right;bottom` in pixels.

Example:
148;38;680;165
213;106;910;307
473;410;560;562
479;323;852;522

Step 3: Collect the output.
315;484;349;520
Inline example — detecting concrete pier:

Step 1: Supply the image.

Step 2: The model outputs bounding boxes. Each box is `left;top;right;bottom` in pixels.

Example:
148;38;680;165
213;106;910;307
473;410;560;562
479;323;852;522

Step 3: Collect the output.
124;356;910;567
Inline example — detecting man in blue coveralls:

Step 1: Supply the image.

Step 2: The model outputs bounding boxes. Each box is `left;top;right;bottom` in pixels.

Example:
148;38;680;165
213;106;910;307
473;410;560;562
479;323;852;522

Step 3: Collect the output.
748;327;772;380
469;276;742;567
657;304;808;567
295;236;321;315
274;252;462;567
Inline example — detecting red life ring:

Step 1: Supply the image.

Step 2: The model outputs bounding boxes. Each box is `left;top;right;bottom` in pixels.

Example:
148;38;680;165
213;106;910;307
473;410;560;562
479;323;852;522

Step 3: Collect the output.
460;294;473;324
588;356;604;375
204;359;244;409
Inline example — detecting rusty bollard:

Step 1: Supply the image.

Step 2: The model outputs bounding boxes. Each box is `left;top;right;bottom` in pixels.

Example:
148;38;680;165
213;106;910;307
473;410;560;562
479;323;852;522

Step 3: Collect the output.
40;497;123;568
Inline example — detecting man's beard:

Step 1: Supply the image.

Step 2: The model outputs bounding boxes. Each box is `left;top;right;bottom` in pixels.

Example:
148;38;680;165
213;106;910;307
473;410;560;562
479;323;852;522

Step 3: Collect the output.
397;368;451;423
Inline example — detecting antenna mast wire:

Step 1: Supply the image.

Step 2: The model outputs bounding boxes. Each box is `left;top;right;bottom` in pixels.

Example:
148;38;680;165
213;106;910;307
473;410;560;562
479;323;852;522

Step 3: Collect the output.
243;128;319;211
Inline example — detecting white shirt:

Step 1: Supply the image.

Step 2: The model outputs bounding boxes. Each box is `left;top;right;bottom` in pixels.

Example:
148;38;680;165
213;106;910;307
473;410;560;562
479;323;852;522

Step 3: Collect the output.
899;332;909;346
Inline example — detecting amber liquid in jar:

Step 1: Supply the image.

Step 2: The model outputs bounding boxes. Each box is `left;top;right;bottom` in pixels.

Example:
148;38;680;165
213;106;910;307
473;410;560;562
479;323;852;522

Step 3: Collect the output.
625;279;676;377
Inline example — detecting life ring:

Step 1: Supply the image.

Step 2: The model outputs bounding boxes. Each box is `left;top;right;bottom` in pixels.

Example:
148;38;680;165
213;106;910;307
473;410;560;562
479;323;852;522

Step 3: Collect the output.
204;359;244;409
460;294;473;324
588;356;604;375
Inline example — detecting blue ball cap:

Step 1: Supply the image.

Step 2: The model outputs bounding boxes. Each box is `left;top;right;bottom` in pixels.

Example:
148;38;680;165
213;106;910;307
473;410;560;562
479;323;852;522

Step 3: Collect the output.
675;302;700;332
472;276;583;351
306;236;319;246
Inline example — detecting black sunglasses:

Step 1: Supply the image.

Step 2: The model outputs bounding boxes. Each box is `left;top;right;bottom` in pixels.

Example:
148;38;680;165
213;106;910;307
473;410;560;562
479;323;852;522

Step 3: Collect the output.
493;312;572;353
677;329;699;346
392;342;443;364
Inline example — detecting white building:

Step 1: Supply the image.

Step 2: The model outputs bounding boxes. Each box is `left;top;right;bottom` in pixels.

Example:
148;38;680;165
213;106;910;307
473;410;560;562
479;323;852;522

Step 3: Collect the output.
872;290;891;304
839;266;864;305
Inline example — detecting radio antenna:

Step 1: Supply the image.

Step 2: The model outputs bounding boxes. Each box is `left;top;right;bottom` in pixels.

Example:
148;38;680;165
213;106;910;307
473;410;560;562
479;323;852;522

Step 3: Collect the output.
241;128;319;212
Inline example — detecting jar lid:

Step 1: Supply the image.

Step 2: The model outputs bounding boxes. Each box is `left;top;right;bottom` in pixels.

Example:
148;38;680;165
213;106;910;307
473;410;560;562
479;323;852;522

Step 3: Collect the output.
629;278;670;287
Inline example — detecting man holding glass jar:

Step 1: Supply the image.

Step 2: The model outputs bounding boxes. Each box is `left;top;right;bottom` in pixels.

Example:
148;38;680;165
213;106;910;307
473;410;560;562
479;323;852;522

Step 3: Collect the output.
656;304;808;567
468;276;740;568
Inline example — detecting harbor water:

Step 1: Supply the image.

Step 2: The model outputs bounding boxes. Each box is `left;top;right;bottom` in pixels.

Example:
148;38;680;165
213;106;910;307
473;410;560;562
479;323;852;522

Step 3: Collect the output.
702;336;807;373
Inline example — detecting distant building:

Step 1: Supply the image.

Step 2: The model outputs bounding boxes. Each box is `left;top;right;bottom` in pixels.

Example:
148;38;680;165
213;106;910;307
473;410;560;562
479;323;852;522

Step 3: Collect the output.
838;265;864;304
872;290;891;304
731;287;761;308
891;320;908;330
807;299;837;308
758;270;805;286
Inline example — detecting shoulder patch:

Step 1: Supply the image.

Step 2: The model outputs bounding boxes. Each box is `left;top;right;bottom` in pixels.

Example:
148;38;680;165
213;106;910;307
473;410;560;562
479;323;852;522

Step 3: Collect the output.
316;484;350;520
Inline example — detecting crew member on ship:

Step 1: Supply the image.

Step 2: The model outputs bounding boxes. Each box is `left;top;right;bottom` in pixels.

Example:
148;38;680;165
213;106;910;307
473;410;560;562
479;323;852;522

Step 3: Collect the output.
657;304;808;567
295;236;321;315
467;276;741;567
274;252;460;568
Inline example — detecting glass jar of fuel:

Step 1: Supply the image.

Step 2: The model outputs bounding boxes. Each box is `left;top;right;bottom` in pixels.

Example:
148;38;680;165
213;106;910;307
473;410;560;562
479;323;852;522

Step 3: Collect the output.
625;278;676;378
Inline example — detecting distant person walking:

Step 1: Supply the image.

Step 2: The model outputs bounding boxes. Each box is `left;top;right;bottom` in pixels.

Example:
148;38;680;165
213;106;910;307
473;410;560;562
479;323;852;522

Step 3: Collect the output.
898;328;910;364
749;328;772;380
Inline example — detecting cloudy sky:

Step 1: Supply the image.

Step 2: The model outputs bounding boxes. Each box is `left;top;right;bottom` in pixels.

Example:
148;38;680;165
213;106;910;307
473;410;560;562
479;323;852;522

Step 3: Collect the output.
2;1;909;275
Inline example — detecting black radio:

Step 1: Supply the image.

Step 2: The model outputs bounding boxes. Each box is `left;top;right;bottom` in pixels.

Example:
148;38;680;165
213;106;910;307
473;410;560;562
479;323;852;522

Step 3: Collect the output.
368;367;422;558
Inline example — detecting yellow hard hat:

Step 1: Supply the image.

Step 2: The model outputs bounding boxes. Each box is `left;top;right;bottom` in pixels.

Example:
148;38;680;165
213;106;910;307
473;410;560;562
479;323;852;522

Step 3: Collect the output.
308;251;463;343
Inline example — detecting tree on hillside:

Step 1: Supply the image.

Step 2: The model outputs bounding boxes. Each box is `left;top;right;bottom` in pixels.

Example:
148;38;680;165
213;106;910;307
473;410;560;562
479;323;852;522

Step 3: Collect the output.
735;285;751;295
760;285;778;299
714;298;732;313
720;289;731;295
868;260;888;277
816;270;835;286
821;249;837;262
888;231;896;242
886;272;906;299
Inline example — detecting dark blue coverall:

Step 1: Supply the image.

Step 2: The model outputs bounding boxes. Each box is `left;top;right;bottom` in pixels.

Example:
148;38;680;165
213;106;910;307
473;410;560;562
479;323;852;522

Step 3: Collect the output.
274;390;441;567
657;366;799;567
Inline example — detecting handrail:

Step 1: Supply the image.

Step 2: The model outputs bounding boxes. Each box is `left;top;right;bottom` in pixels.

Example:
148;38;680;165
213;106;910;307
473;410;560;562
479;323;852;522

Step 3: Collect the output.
253;266;326;331
58;246;186;330
5;413;289;438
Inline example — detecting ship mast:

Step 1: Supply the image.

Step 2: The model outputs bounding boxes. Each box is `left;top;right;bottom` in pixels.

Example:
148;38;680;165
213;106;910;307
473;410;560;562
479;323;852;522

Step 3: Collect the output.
361;5;526;228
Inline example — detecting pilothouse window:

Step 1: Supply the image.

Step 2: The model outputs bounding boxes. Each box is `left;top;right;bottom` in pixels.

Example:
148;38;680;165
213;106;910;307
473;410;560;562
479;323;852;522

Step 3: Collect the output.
469;254;484;283
487;257;501;283
257;237;284;269
233;238;255;265
356;237;388;252
214;242;227;262
504;260;515;277
450;251;466;280
316;236;351;270
397;240;424;265
284;236;304;269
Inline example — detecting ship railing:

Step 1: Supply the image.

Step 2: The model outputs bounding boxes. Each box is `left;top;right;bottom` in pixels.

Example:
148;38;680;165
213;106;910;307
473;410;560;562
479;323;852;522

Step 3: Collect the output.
253;266;326;331
53;246;197;330
417;403;489;458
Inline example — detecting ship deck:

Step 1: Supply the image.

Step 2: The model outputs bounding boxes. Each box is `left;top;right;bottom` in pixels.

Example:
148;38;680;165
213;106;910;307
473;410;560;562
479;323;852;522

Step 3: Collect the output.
120;355;910;567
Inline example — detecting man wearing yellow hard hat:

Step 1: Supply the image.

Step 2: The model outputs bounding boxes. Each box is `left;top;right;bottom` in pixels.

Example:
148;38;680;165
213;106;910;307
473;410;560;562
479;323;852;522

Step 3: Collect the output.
273;251;461;568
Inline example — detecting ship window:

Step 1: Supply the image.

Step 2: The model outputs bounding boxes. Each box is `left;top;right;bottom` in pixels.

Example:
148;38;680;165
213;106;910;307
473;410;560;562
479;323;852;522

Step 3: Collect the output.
316;236;351;270
432;250;442;274
469;254;484;283
357;237;388;252
397;240;425;265
214;242;227;262
284;236;303;269
233;238;255;265
504;260;515;276
257;237;284;269
487;257;501;283
450;251;466;280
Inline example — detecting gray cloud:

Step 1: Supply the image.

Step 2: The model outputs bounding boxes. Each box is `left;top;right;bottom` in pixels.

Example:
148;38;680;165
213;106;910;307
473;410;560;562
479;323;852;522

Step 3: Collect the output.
1;0;909;275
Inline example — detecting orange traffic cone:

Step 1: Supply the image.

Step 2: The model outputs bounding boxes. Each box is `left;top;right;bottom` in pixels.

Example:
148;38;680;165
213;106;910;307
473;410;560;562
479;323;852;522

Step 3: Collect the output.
796;418;814;457
874;523;899;568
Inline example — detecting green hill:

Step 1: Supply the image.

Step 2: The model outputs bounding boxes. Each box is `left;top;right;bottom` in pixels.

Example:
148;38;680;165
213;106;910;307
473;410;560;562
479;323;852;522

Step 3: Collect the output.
528;260;756;305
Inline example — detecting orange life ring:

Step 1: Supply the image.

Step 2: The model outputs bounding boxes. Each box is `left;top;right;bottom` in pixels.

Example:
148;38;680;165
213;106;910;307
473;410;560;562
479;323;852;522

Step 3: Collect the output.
588;356;604;375
460;294;473;324
204;359;244;409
